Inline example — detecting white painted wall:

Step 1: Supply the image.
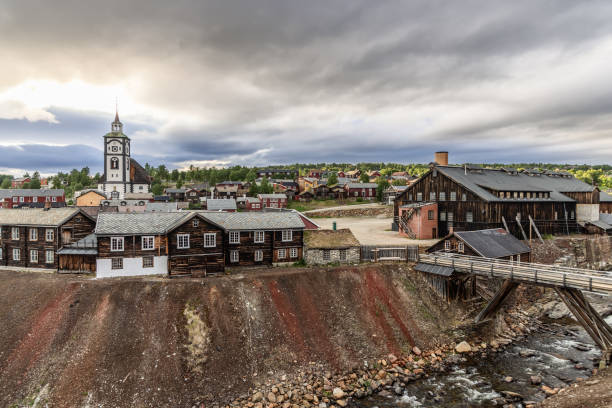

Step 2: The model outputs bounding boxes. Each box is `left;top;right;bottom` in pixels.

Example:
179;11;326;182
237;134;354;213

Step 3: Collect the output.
576;204;600;222
96;256;168;278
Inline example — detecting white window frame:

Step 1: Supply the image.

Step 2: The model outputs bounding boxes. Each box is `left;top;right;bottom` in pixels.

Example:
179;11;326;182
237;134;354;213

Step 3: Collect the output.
142;236;155;250
322;249;330;261
466;211;473;223
417;192;423;201
281;230;292;242
230;250;239;263
458;242;465;253
142;256;154;268
229;231;240;244
204;233;216;248
11;227;19;240
30;249;38;263
430;192;436;201
13;248;20;261
254;231;265;243
444;241;451;251
450;192;457;201
111;237;124;252
177;234;190;249
46;228;54;242
19;196;24;203
29;228;37;241
255;249;263;262
290;247;298;258
45;250;54;264
439;192;446;201
278;248;287;259
111;257;123;269
52;196;57;202
192;219;199;228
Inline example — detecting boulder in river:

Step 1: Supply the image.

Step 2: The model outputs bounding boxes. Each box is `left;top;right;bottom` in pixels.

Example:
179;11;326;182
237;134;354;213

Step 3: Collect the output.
455;341;472;353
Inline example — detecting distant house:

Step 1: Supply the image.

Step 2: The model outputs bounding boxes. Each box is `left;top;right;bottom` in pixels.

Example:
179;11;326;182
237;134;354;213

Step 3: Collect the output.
600;191;612;214
383;185;408;205
11;177;31;188
427;228;531;263
345;169;361;179
164;188;187;201
256;169;298;179
308;169;323;179
75;189;107;207
337;171;346;178
328;185;347;200
124;192;154;201
0;189;66;209
313;183;330;199
298;177;318;192
213;181;243;198
184;188;203;204
304;229;360;265
344;182;377;200
205;198;237;212
245;197;262;211
296;191;314;202
258;193;288;208
368;170;382;179
392;171;409;178
273;181;298;200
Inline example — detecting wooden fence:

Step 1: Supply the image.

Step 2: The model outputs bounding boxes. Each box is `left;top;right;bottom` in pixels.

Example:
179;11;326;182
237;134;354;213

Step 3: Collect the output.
361;245;419;262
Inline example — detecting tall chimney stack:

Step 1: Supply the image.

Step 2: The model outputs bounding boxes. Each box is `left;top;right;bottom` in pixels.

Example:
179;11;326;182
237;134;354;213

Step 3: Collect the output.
434;151;448;166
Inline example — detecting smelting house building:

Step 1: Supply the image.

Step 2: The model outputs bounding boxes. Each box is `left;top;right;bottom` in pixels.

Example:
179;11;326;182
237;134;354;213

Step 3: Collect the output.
394;160;599;239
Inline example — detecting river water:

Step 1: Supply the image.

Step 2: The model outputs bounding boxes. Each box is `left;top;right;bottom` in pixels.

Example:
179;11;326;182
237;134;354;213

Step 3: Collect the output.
355;316;611;407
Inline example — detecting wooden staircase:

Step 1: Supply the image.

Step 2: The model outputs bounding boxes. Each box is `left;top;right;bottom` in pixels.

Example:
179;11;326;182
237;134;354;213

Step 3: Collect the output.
399;208;416;239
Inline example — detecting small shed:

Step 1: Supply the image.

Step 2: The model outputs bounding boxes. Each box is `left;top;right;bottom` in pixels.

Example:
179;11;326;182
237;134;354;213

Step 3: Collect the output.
304;228;360;265
57;233;98;273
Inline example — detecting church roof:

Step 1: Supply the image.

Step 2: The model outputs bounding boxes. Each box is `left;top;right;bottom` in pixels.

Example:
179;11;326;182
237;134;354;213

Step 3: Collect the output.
130;158;151;184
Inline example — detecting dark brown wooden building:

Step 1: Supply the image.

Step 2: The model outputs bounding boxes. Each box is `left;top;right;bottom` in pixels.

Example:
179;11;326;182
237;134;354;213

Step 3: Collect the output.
0;208;96;270
394;164;599;239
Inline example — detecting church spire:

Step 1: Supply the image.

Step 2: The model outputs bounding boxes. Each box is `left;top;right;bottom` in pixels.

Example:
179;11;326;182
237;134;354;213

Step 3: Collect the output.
111;99;123;133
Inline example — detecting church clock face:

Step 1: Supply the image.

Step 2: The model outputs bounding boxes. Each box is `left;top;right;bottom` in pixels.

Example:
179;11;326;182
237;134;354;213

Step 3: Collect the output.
111;146;118;152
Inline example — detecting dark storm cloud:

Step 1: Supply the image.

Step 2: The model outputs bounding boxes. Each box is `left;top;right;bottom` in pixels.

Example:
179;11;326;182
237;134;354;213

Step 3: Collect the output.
1;0;612;173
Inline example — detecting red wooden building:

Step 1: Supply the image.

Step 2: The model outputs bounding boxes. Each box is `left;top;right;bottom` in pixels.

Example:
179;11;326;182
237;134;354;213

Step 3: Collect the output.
0;189;66;209
344;183;377;200
258;193;288;208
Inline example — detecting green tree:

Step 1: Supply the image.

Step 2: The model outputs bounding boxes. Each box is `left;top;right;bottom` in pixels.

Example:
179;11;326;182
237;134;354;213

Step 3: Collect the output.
359;172;370;183
376;179;390;202
260;177;273;194
151;182;163;196
176;179;183;189
29;178;41;189
248;183;259;197
0;178;11;189
327;172;338;186
246;169;257;183
392;178;406;186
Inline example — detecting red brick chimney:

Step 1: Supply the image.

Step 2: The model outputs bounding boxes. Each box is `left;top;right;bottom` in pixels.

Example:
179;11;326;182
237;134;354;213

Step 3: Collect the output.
434;151;448;166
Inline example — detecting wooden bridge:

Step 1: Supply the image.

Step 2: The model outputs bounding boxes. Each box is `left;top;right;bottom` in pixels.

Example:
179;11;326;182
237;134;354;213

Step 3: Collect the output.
417;253;612;361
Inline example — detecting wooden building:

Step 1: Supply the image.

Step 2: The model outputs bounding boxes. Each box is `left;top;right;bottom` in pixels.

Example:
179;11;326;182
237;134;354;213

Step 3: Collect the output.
0;189;66;209
0;208;96;270
256;169;298;179
164;188;187;201
345;182;377;200
394;161;599;239
600;191;612;214
75;189;107;207
57;233;98;273
304;229;360;265
205;198;237;212
258;193;288;208
427;228;531;263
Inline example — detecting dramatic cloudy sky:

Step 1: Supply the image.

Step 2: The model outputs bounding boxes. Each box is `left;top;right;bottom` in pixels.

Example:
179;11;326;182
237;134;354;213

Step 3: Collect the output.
1;0;612;176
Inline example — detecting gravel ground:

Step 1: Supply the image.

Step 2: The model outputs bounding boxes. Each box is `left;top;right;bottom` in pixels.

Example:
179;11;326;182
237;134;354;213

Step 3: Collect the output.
315;216;439;247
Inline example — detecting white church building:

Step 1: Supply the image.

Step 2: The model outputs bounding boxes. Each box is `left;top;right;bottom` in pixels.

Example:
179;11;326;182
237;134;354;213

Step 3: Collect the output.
97;112;151;199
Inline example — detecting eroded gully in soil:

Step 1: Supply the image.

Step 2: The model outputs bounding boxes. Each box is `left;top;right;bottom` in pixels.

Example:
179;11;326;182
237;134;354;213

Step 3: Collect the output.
355;316;611;408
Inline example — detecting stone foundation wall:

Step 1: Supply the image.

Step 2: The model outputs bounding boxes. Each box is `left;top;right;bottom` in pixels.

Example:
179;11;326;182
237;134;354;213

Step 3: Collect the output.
305;247;360;265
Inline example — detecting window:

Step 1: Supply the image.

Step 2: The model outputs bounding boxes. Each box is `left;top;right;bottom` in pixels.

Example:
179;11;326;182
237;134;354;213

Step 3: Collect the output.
290;248;298;258
417;192;423;201
0;248;2;259
440;212;446;222
192;219;199;228
466;211;473;223
46;250;54;264
430;192;436;201
143;256;154;268
52;196;57;202
439;192;446;201
111;237;124;252
230;250;239;263
13;248;20;261
30;250;38;263
281;230;292;242
255;250;263;262
12;197;17;202
19;196;24;202
111;258;123;269
46;229;54;242
177;234;190;249
462;193;467;201
458;242;464;253
450;192;456;201
447;212;454;222
323;250;330;261
426;210;434;220
408;193;413;201
444;241;451;251
570;211;575;220
11;227;19;240
339;249;347;261
29;228;37;241
111;157;119;169
254;231;265;243
229;231;240;244
142;236;155;250
278;248;287;259
204;233;216;248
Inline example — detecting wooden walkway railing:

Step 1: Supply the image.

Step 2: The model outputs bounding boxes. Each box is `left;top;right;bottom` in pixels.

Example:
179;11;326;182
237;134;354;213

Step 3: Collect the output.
418;253;612;295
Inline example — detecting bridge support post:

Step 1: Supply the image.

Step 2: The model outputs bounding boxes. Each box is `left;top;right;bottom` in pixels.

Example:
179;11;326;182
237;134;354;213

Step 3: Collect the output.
555;287;612;362
475;279;519;323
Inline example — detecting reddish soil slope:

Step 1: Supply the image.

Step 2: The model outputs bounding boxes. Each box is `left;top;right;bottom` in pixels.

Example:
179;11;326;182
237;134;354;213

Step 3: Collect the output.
0;264;458;407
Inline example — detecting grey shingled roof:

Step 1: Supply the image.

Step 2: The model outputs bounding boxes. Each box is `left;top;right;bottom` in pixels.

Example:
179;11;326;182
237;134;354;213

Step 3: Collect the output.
201;211;305;230
0;189;64;198
57;233;98;255
346;183;378;188
600;213;612;225
206;198;237;211
434;166;594;202
600;191;612;202
258;194;287;199
588;220;612;231
95;212;191;235
454;228;531;258
414;262;455;277
0;208;82;226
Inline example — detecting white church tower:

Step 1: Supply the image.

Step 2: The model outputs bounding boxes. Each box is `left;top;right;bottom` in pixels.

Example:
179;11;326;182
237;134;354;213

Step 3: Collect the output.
98;111;151;199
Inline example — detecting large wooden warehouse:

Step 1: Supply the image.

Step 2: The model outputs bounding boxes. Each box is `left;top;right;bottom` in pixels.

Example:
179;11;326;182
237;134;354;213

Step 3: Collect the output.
394;163;600;239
